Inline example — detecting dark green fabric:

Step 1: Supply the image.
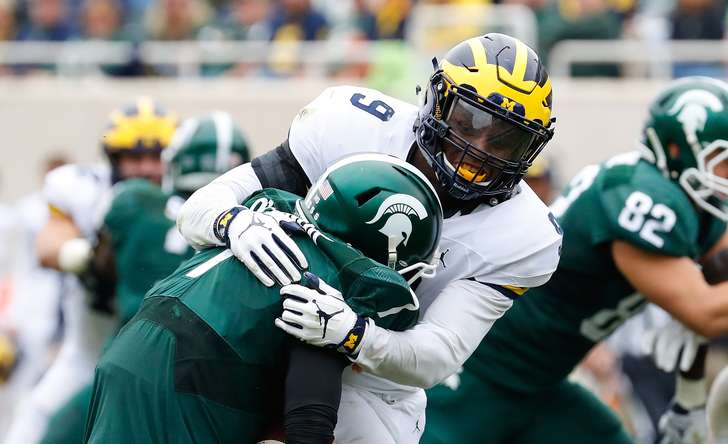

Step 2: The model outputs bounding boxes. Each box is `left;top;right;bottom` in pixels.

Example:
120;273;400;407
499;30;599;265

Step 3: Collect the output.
85;188;417;443
39;384;94;444
104;178;193;325
423;366;633;444
468;155;726;393
85;317;267;444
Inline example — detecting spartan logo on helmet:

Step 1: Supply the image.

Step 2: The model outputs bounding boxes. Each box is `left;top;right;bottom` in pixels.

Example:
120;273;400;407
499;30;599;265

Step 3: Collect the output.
365;194;429;268
668;90;724;148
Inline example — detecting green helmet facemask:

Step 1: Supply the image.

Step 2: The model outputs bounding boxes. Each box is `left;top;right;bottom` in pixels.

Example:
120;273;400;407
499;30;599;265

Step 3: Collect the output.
298;153;444;284
640;76;728;220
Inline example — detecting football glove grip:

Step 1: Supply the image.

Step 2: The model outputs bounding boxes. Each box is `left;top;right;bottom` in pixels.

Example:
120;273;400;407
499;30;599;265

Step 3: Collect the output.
216;206;308;287
276;272;369;358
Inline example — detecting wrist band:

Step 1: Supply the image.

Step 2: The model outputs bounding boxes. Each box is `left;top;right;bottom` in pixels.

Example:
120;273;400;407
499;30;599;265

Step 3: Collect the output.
213;206;246;245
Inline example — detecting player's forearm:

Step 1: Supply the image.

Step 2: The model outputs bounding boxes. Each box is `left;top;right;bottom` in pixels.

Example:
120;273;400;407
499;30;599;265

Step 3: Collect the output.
354;321;472;388
177;163;262;249
355;280;513;388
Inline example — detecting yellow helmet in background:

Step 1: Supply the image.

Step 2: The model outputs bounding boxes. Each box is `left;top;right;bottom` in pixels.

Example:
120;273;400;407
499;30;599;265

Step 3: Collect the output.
102;97;178;156
415;33;555;204
102;97;178;183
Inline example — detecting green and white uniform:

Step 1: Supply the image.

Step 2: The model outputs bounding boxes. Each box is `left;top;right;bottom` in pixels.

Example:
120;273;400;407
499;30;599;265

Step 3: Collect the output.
40;179;194;444
85;189;418;444
424;152;726;444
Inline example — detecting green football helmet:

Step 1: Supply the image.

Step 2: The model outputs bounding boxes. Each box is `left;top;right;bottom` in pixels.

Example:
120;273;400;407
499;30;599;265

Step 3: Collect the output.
641;76;728;220
298;154;443;284
163;111;250;196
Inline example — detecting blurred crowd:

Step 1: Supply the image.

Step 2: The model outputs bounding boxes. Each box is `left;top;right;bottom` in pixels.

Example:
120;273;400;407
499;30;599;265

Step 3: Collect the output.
0;0;725;77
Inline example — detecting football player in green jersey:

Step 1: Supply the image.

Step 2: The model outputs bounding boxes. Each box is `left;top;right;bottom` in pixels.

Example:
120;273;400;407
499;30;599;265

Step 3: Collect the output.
420;77;728;443
84;154;443;444
38;112;250;444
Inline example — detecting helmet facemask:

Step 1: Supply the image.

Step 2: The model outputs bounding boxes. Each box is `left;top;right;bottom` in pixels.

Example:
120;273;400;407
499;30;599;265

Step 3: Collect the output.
417;69;553;203
680;139;728;221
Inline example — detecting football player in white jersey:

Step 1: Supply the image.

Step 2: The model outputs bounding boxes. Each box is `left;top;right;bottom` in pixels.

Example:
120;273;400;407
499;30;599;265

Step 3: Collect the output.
176;33;561;443
3;98;177;444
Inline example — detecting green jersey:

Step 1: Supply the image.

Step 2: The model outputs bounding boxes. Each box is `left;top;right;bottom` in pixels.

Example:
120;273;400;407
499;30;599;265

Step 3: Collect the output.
104;179;193;324
470;152;726;392
145;187;418;352
87;188;418;443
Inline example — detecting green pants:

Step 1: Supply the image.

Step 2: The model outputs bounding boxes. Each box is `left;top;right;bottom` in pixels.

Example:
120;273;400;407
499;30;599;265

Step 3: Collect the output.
422;366;633;444
85;298;284;444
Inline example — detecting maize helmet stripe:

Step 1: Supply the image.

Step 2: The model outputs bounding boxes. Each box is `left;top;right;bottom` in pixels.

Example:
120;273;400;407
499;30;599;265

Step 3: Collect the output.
511;39;529;84
466;38;488;69
137;97;155;118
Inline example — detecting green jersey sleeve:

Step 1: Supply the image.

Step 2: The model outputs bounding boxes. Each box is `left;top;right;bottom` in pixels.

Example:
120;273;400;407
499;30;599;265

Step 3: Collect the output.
104;179;166;247
597;174;699;258
312;231;418;331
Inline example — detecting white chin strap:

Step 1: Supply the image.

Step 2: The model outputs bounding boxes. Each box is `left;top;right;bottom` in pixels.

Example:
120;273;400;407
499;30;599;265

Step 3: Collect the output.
680;139;728;221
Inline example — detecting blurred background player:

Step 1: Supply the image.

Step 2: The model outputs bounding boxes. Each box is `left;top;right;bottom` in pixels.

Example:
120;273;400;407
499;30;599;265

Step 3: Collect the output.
3;98;177;444
37;111;250;444
0;154;69;436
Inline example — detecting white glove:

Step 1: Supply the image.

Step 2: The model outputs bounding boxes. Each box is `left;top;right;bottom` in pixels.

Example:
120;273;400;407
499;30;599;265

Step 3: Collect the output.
218;206;308;287
275;272;369;358
643;318;707;373
659;403;707;444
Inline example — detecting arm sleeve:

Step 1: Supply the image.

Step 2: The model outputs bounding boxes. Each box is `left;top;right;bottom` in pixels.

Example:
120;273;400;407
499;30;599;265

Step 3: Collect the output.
177;143;311;250
353;279;513;388
284;342;348;444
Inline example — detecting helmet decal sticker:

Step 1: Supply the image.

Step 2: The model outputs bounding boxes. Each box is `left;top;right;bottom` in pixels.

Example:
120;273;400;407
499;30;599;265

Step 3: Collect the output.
668;90;724;145
366;193;429;250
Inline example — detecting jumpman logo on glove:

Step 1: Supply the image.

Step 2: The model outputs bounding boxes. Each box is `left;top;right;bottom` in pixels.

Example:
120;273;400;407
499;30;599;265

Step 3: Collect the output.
312;299;344;339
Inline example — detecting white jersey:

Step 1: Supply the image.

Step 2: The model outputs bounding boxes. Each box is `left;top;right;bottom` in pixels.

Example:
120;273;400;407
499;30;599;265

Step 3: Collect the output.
178;86;562;395
42;164;112;240
4;164;116;444
289;86;562;394
290;86;560;306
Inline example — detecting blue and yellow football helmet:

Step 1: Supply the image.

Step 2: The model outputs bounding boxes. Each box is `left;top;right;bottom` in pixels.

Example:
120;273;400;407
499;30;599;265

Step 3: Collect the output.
415;33;555;203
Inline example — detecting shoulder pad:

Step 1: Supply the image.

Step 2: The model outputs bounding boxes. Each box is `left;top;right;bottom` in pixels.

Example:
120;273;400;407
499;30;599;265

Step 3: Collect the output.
288;86;419;183
43;164;111;238
598;166;699;257
471;184;562;288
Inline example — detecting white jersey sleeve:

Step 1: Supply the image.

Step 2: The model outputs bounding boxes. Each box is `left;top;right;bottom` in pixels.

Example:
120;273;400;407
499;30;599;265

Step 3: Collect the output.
176;163;263;249
42;164;111;239
473;183;562;289
177;86;418;248
354;278;513;388
288;86;417;183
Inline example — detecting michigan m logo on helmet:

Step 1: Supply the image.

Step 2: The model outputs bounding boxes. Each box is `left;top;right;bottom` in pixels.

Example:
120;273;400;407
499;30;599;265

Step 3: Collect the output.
365;194;429;265
668;90;724;147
